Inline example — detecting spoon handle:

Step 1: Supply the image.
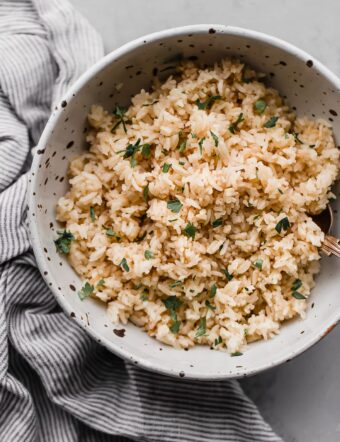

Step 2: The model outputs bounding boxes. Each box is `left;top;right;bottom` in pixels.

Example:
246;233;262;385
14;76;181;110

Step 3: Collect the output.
322;235;340;258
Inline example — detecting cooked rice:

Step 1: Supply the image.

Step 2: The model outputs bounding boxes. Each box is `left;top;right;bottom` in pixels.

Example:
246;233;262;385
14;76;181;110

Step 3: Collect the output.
56;59;340;353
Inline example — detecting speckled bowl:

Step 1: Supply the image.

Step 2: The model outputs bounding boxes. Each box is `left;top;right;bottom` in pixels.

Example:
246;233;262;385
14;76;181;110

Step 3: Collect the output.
28;24;340;380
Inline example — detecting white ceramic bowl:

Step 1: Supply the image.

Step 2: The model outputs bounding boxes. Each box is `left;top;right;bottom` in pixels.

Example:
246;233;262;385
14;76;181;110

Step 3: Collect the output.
28;24;340;380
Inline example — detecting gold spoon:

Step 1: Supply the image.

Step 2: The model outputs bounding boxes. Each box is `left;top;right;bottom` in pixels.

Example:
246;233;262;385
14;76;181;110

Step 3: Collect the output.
312;204;340;257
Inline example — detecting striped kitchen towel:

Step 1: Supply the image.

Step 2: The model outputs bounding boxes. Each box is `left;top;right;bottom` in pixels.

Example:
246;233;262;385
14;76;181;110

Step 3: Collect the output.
0;1;282;441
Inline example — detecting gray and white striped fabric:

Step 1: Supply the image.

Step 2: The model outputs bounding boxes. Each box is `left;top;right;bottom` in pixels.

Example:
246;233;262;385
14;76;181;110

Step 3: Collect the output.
0;1;282;441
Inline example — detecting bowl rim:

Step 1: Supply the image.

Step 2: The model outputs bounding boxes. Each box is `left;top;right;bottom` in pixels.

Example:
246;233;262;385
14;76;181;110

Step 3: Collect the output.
28;23;340;380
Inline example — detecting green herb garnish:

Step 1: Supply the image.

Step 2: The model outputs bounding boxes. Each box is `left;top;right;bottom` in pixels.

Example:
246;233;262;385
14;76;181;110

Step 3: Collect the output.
210;130;219;147
212;218;223;228
210;283;217;298
198;137;205;155
229;113;244;134
177;131;187;153
106;228;120;239
195;95;221;110
78;282;94;300
167;198;183;213
254;259;263;270
97;279;105;287
140;291;149;301
90;207;96;221
292;291;307;300
164;295;182;334
222;268;233;281
292;279;302;291
195;317;207;337
291;131;303;144
254;99;267;114
278;188;283;194
54;230;74;254
191;133;198;139
214;336;223;346
264;116;279;128
143;184;149;202
112;105;128;133
205;300;216;311
183;222;196;239
170;280;182;288
144;250;154;260
119;258;129;272
231;351;243;357
162;163;172;173
141;143;151;158
275;216;290;234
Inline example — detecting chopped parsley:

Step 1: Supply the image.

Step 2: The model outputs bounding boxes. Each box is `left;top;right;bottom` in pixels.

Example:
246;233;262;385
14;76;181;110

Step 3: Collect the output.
229;113;244;134
162;163;172;173
275;216;290;234
140;291;149;301
212;218;223;228
292;131;303;144
97;279;105;287
231;351;243;357
143;184;149;202
198;137;205;155
254;99;267;114
222;268;233;281
119;258;129;272
169;218;177;223
170;280;182;288
167;198;183;213
191;133;198;139
179;161;185;166
90;207;96;221
195;95;221;110
54;230;74;254
141;143;151;158
264;116;279;128
254;259;263;270
112;105;128;133
106;228;120;239
292;291;307;300
210;283;217;298
214;336;223;346
118;139;151;167
291;279;306;299
78;282;94;300
177;131;187;153
183;222;196;239
163;295;182;334
195;317;207;337
292;279;302;291
144;250;154;260
210;130;219;147
205;300;216;311
278;188;283;194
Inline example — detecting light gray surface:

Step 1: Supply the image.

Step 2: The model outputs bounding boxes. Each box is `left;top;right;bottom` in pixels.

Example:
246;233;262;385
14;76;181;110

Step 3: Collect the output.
68;1;340;441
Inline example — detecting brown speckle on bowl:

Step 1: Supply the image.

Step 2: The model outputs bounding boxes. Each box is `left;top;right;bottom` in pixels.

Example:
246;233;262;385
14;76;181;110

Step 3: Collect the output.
69;311;75;317
179;371;185;378
114;328;126;337
69;284;76;291
208;28;216;34
61;100;67;108
37;149;45;155
66;141;74;149
279;61;287;66
306;59;313;68
330;109;338;116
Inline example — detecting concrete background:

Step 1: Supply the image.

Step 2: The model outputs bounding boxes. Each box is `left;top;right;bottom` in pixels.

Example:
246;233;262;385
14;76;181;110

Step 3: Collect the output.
69;1;340;440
